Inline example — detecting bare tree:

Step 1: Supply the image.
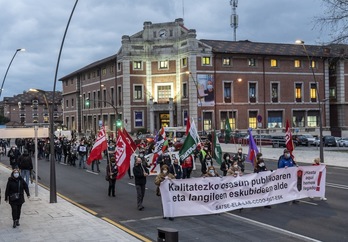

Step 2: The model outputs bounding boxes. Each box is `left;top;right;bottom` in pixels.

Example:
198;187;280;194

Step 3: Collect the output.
315;0;348;43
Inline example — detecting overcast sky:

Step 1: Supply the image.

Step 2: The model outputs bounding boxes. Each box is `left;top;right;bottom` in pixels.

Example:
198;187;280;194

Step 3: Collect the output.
0;0;329;99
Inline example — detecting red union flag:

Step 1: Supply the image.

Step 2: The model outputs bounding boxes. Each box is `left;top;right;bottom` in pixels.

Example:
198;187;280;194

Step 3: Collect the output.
122;128;137;152
116;129;132;180
86;126;107;165
285;119;295;158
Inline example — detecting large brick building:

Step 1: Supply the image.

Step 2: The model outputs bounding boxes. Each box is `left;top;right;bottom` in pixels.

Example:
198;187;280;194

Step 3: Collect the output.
60;18;348;137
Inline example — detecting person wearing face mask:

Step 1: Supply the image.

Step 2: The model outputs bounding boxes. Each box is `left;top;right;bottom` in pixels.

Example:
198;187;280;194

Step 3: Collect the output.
106;157;118;197
220;153;232;176
254;153;268;173
233;148;246;173
278;149;296;168
154;164;175;220
5;169;30;228
169;158;183;179
204;80;214;102
227;161;243;177
133;157;149;211
204;166;219;177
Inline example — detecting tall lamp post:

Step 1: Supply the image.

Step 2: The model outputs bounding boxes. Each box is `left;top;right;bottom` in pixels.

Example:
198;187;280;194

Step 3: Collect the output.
295;40;324;163
186;71;203;131
28;88;49;197
0;48;25;99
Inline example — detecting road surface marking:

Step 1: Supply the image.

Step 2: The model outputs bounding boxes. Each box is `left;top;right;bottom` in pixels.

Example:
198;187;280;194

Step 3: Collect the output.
225;213;321;242
102;217;152;242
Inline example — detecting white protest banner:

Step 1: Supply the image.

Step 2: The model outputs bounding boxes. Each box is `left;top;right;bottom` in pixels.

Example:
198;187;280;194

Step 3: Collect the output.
160;165;326;217
129;151;195;176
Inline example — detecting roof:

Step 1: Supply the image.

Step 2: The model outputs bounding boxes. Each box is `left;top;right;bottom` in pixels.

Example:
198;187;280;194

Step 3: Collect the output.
2;91;62;105
199;39;333;57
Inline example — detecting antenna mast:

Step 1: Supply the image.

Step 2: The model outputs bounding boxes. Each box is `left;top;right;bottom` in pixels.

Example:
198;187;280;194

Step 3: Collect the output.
230;0;238;41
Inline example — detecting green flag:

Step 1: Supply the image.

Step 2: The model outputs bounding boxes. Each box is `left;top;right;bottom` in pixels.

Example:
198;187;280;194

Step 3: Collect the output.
225;117;232;144
214;131;222;165
179;120;200;161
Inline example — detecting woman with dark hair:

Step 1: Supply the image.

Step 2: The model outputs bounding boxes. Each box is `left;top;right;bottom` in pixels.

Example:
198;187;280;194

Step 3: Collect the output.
5;168;30;228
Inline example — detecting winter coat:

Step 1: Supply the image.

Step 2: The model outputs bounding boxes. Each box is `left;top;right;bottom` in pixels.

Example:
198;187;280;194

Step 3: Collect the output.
18;154;33;170
5;175;30;205
133;163;149;185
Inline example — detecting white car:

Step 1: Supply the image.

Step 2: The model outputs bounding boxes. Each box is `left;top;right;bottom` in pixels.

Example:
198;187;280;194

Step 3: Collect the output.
338;137;348;147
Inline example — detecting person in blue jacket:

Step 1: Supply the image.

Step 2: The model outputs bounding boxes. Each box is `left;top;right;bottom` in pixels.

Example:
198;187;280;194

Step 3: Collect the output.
278;149;296;168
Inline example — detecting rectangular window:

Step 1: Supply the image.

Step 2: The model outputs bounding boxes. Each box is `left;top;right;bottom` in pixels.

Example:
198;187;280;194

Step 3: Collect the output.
102;68;107;76
248;58;256;67
183;110;188;126
293;111;305;127
97;90;101;108
220;111;235;130
87;72;91;79
310;83;317;102
103;89;107;107
224;82;231;103
307;111;319;127
134;85;143;100
182;57;187;67
70;78;74;84
294;60;301;68
117;62;121;71
71;98;74;107
133;61;142;70
182;83;188;98
267;111;283;128
110;87;115;105
134;111;144;127
329;87;336;98
311;60;317;68
93;92;96;108
92;71;96;78
118;86;122;106
249;111;257;129
159;60;168;69
270;59;278;67
295;83;302;102
66;99;69;108
110;65;114;73
157;85;171;102
202;56;211;65
271;83;279;102
249;83;256;103
222;57;231;66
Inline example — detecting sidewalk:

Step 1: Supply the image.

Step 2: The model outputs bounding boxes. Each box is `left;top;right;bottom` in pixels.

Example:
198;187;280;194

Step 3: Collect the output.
220;143;348;168
0;164;142;242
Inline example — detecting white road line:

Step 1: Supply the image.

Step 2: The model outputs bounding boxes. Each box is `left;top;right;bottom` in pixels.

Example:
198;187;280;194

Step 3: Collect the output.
127;183;148;189
86;170;100;175
121;216;163;223
299;200;318;206
225;213;321;242
327;182;348;189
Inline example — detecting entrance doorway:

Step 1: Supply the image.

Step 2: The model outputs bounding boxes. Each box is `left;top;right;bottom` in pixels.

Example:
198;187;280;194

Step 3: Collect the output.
159;113;170;127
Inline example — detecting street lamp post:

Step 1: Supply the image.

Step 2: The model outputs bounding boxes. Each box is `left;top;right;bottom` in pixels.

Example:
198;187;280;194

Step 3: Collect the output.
186;71;203;131
295;40;324;163
0;48;25;99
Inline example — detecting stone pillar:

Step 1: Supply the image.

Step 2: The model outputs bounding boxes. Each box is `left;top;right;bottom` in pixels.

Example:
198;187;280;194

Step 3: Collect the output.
149;98;155;133
169;98;174;127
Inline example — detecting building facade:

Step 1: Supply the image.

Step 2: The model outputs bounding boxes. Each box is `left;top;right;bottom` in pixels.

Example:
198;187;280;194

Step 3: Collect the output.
2;91;63;127
60;19;348;137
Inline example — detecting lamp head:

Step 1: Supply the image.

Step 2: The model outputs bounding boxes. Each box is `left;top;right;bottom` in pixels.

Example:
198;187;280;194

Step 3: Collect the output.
17;48;26;52
295;40;304;45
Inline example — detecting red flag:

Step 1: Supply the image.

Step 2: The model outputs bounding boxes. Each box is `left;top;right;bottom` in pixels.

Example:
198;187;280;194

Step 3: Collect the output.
122;128;137;152
185;116;191;135
116;129;133;180
86;126;107;165
285;119;295;158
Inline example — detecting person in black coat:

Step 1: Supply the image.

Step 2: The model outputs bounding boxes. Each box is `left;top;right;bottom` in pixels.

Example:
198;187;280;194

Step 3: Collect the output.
18;149;33;185
106;157;118;197
5;169;30;228
133;157;149;211
7;145;21;169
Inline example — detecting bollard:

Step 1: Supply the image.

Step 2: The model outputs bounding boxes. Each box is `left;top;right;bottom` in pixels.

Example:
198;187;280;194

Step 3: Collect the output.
157;227;178;242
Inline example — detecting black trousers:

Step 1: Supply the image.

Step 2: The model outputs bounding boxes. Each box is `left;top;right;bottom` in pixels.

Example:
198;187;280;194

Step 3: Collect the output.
136;184;145;209
10;203;22;221
108;179;116;196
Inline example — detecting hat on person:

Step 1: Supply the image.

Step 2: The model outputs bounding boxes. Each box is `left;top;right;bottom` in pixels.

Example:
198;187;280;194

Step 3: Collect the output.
283;148;289;153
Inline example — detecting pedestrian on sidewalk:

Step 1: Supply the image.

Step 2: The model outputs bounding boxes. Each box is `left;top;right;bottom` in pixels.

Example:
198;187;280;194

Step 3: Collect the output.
7;145;21;169
5;168;30;228
133;157;149;210
18;149;33;185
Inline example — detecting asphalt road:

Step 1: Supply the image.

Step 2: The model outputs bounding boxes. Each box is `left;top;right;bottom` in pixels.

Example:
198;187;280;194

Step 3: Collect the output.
1;153;347;241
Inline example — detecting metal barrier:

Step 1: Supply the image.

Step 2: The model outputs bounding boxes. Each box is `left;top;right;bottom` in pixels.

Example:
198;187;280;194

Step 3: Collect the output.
157;227;178;242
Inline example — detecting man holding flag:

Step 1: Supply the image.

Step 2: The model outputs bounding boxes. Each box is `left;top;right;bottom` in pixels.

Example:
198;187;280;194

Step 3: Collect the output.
245;128;259;170
86;126;108;166
179;119;200;162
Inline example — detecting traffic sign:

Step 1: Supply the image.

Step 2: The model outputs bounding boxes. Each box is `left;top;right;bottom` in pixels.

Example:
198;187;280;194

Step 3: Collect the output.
257;114;262;123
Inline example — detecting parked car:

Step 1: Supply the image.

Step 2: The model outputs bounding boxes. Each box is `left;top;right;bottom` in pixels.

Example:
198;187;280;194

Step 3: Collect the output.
293;135;309;146
242;134;272;146
271;135;298;148
301;134;316;145
323;135;337;147
337;138;348;147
